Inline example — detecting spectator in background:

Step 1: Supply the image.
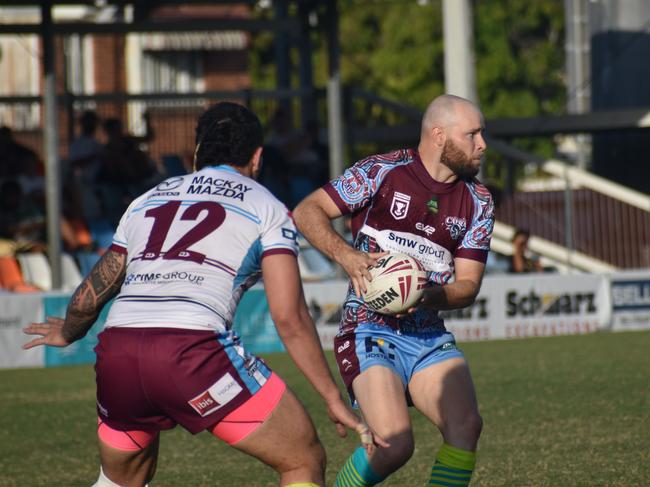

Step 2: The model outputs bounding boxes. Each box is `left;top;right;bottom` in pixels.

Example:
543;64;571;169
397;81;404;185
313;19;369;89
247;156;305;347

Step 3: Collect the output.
0;179;46;253
96;117;159;226
68;110;103;174
509;228;543;273
264;109;328;208
67;110;104;225
0;126;41;181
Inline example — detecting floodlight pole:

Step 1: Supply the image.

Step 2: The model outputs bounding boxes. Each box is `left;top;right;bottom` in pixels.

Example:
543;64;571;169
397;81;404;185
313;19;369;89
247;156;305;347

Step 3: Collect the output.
442;0;478;103
41;2;63;290
326;0;345;237
274;0;291;117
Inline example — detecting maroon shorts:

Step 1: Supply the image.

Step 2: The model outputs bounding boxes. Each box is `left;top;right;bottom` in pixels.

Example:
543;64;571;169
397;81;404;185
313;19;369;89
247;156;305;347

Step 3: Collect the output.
94;327;273;434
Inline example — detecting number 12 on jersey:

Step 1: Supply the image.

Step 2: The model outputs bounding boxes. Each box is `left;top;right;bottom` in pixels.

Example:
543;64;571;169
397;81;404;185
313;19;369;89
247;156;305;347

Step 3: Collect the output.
142;201;226;264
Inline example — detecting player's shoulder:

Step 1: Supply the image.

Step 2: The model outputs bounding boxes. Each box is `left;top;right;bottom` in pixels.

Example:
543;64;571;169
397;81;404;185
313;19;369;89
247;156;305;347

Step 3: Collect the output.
354;148;415;170
223;170;291;221
463;177;495;216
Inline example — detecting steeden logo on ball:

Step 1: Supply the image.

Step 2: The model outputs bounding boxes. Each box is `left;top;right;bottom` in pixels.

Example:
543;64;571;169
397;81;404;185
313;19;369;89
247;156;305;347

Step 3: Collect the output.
362;253;429;315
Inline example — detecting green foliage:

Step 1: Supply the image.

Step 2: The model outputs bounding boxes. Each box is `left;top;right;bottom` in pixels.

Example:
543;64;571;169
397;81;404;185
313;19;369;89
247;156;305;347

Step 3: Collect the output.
475;0;566;118
250;0;568;168
2;331;649;486
252;0;566;118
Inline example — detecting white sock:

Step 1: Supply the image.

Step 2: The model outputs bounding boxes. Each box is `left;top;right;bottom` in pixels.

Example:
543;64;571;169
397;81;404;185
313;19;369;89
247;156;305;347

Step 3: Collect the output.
91;467;122;487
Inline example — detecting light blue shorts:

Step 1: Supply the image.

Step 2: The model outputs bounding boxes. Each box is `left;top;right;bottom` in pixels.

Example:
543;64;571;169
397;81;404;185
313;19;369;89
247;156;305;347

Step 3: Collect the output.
334;323;465;405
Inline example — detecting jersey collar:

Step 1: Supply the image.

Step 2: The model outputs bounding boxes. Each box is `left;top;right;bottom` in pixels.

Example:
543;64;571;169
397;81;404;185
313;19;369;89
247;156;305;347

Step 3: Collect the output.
209;164;240;175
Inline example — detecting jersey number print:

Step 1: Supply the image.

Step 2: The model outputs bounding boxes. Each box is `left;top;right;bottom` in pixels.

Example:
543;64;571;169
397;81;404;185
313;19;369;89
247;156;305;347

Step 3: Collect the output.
143;201;226;264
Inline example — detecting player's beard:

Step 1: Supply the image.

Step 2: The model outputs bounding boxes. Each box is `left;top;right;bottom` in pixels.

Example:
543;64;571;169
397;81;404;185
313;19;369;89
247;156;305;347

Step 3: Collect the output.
440;139;480;179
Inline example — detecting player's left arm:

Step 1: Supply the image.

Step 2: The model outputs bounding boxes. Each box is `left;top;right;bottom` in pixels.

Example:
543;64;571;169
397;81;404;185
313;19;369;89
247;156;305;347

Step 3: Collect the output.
23;250;126;349
419;258;485;311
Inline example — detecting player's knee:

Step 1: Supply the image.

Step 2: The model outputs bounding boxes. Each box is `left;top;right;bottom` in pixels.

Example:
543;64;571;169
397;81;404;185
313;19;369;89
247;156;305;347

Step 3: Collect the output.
447;410;483;443
302;435;327;473
279;433;326;476
377;432;414;472
464;411;483;440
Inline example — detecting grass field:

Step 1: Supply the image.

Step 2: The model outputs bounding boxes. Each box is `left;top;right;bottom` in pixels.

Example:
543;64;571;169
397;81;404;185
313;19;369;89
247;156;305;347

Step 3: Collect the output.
1;330;649;487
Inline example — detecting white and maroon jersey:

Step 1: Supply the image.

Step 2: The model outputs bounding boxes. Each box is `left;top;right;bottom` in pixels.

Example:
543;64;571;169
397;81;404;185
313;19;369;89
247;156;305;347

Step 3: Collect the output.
104;164;299;333
324;149;494;334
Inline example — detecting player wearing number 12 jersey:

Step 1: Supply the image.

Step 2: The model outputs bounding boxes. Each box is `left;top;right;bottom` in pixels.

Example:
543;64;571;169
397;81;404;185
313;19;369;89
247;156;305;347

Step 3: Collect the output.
23;102;384;487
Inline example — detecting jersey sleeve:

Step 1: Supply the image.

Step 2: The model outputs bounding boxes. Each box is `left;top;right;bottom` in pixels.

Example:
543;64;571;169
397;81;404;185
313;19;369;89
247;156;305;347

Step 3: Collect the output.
108;208;130;255
260;204;299;259
323;155;393;214
456;184;495;263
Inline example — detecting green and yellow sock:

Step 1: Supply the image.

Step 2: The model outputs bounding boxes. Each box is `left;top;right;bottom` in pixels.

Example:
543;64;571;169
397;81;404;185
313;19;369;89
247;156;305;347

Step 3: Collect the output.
429;443;476;486
334;446;384;486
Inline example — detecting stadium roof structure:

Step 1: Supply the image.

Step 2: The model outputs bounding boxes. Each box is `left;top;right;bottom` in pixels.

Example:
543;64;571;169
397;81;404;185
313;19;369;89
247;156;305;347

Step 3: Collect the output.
0;0;343;288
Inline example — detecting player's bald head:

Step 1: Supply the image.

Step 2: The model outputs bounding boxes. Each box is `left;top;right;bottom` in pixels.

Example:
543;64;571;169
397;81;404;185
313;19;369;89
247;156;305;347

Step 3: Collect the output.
420;94;480;138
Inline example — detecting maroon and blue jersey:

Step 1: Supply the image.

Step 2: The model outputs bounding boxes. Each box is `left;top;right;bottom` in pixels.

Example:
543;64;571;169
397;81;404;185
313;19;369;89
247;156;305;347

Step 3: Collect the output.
324;148;494;334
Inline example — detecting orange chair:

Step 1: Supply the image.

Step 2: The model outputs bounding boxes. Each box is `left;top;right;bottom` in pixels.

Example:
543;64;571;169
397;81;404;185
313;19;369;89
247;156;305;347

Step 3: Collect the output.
0;256;40;292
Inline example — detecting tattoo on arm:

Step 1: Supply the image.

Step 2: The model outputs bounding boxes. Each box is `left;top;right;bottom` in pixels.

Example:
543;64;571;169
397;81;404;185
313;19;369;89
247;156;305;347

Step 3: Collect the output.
62;251;126;343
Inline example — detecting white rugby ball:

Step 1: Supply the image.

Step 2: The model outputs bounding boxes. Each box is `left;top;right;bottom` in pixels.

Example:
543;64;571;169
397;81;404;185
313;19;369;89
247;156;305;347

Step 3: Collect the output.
362;253;429;315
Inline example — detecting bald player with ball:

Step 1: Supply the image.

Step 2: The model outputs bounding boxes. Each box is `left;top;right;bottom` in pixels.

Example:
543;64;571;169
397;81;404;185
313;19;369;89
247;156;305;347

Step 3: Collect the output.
294;94;495;486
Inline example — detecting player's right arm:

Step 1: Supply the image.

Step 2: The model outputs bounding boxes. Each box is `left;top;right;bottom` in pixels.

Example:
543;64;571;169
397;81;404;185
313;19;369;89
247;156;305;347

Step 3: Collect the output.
261;252;387;450
293;189;383;296
23;250;126;349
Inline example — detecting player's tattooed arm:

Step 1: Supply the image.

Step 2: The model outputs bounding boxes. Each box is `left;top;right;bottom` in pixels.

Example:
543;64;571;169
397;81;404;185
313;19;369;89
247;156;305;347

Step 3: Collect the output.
62;250;126;343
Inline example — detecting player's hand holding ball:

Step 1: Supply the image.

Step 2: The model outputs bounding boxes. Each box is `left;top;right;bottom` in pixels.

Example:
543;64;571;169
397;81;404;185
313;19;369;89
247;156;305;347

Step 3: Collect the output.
336;247;388;297
361;253;429;315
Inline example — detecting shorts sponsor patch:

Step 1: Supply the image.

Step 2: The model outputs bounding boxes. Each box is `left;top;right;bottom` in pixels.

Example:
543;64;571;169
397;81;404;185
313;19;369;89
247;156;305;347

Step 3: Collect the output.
188;373;243;417
440;341;457;351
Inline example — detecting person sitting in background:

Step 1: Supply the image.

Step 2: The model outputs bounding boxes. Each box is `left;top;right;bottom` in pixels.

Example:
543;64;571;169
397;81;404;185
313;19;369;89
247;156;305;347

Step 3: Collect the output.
67;110;104;223
96;118;159;226
509;228;543;273
0;179;47;253
0;126;40;182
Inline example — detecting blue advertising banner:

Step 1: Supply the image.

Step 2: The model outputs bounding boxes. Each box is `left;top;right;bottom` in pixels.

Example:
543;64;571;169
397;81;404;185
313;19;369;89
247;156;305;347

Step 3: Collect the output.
232;288;284;354
43;295;113;367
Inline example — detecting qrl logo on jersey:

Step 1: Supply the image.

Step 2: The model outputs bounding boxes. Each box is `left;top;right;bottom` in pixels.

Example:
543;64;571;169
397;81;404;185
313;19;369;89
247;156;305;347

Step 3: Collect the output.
390;192;411;220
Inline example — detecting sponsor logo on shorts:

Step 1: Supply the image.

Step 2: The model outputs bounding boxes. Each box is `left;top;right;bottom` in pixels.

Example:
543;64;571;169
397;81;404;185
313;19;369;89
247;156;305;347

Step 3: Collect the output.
188;373;243;417
364;336;395;361
337;340;350;353
441;342;457;351
341;358;353;372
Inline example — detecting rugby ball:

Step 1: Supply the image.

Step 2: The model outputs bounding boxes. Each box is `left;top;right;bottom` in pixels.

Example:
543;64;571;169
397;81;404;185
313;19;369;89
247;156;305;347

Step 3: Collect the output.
362;253;429;315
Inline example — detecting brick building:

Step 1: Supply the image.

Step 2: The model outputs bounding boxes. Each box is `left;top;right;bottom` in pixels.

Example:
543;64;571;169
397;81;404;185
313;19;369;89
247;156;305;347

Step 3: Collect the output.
0;3;252;168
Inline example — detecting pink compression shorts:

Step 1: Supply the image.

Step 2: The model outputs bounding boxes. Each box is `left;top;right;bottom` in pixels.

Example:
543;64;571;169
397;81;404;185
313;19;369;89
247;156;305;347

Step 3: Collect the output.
98;418;158;451
211;372;286;444
97;373;286;450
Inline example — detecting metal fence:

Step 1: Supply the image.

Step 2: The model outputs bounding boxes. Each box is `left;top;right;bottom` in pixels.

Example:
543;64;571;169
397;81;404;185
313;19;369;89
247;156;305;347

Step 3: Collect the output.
2;90;650;271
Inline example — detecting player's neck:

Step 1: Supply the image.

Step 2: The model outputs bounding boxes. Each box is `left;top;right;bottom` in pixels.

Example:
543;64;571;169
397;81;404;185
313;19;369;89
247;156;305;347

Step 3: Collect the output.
417;146;458;184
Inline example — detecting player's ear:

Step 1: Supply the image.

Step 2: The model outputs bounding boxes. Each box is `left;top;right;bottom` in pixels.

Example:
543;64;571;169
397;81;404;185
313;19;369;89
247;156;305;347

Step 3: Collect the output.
250;146;263;178
431;126;446;147
192;142;201;172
